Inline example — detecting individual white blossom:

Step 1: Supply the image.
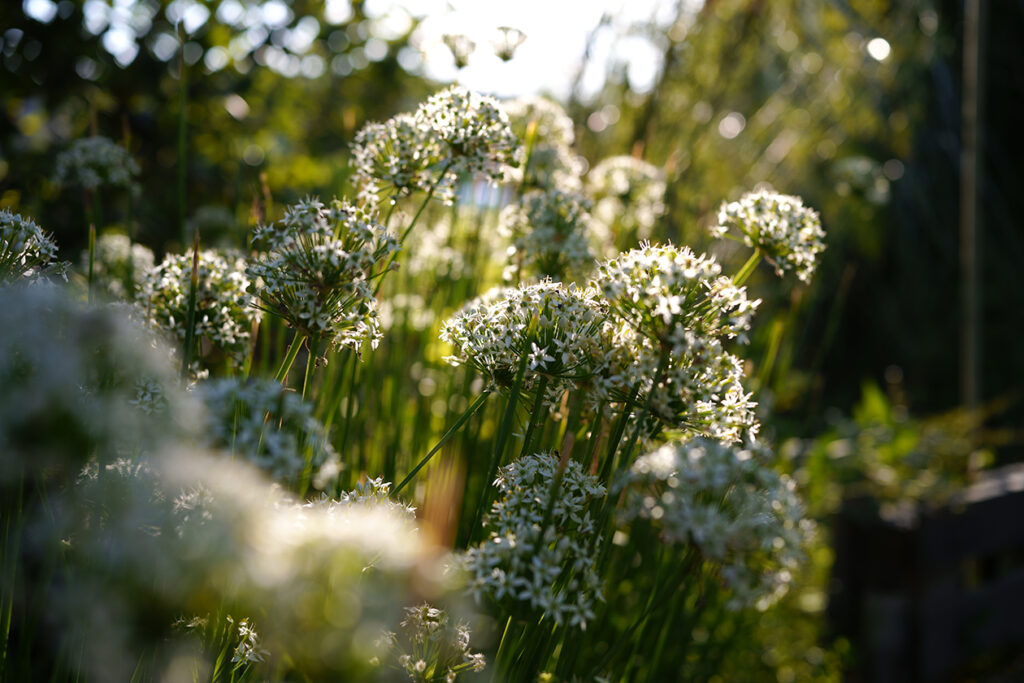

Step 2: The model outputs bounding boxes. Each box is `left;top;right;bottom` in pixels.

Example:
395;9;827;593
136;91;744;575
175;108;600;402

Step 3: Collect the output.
228;616;270;664
196;377;341;491
248;197;398;352
440;280;608;411
616;438;815;610
587;156;666;246
82;232;154;299
351;113;456;207
414;85;519;187
461;451;605;629
137;249;258;371
0;209;66;283
53;136;140;192
711;189;826;283
498;188;596;282
502;95;585;191
378;603;486;681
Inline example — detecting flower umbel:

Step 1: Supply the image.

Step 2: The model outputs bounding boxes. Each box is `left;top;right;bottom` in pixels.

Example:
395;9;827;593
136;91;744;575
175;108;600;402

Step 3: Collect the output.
247;197;398;352
617;438;815;610
0;209;65;283
461;451;605;629
712;189;826;283
498;187;596;282
137;249;259;372
54;136;140;192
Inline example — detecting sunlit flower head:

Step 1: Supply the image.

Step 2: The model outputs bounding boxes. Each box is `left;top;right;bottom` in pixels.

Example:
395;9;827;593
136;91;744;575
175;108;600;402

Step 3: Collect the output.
414;85;519;186
711;189;826;283
440;280;608;411
351;113;455;207
461;451;605;629
593;242;759;345
617;438;815;610
498;187;596;282
248;197;398;352
137;249;259;372
54;135;140;192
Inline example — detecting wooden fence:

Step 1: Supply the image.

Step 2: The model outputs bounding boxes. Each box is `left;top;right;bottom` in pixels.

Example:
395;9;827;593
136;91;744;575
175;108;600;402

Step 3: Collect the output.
829;463;1024;682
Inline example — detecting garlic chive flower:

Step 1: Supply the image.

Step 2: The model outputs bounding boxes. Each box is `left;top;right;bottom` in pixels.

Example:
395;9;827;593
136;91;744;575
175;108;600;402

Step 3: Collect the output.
196;377;341;491
593;242;759;345
0;209;65;283
81;232;154;299
587;156;667;245
351;113;455;207
461;451;605;629
137;249;258;372
711;190;826;283
414;85;519;186
378;604;486;681
617;438;815;610
498;188;596;282
600;321;758;444
502;95;585;191
247;197;398;352
440;280;608;411
0;286;191;488
592;243;761;442
54;135;140;192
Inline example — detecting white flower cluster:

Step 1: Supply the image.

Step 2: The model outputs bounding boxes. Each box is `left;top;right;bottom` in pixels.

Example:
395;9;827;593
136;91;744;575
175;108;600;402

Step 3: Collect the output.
0;209;64;283
592;243;760;442
414;85;519;185
379;603;486;682
593;243;759;344
312;476;417;520
498;188;596;282
53;136;140;192
711;190;826;283
501;95;585;191
440;280;608;411
137;249;258;371
82;232;154;299
461;451;605;629
617;438;815;610
50;448;446;681
0;286;191;488
352;113;456;206
248;197;398;352
587;156;667;245
196;377;341;491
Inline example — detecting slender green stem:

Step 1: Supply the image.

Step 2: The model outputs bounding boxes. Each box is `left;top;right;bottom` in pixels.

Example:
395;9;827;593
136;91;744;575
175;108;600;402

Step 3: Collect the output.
86;223;96;305
301;335;321;401
519;375;550;458
732;248;761;287
274;333;304;384
374;160;454;296
466;353;529;546
392;391;490;496
180;231;200;379
177;24;188;248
